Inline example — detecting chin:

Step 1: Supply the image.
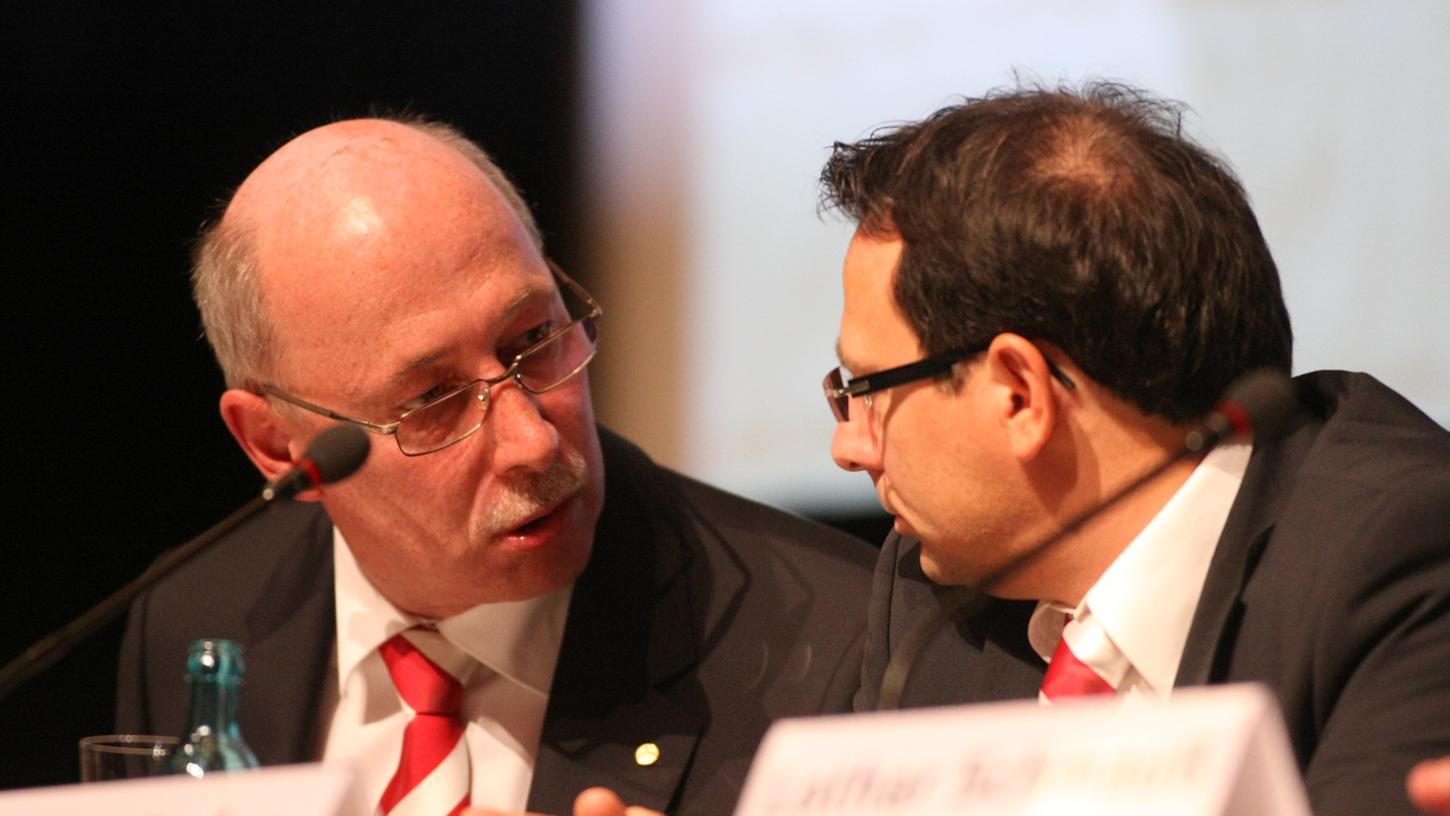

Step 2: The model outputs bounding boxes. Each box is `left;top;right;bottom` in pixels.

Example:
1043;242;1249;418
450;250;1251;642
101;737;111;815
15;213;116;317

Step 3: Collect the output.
480;540;593;603
915;541;954;583
469;514;597;603
916;540;993;592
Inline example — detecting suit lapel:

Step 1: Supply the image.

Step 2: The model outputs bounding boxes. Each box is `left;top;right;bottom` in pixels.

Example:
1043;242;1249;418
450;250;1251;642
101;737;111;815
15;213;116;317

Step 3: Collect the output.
239;504;337;765
528;430;706;814
1176;400;1318;687
1174;521;1272;687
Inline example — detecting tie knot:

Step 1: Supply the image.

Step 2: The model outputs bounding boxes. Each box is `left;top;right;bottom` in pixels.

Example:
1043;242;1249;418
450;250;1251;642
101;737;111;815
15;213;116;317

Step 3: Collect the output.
379;629;469;716
1039;612;1127;701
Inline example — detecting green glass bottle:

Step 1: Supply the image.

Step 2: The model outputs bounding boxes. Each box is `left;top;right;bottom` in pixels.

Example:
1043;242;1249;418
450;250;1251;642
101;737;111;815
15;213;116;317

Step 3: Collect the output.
167;638;260;777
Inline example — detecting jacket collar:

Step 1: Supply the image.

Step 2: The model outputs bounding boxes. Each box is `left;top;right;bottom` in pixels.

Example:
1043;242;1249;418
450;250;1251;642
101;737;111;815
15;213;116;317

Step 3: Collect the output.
1174;375;1327;686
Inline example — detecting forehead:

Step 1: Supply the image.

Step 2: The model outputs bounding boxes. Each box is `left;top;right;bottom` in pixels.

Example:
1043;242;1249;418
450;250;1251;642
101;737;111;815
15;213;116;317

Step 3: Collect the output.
838;231;922;370
243;131;551;394
273;256;556;407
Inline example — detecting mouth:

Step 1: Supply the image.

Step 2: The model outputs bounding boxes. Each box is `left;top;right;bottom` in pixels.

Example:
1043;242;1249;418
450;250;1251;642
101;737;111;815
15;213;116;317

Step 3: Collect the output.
498;494;576;549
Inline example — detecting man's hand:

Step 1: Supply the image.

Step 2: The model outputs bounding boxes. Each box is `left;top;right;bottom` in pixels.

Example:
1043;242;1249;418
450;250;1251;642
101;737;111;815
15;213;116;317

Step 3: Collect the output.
569;787;664;816
462;786;665;816
1410;756;1450;814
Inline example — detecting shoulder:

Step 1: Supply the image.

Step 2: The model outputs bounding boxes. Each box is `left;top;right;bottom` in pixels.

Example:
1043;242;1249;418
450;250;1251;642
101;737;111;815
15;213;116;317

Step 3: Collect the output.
126;500;335;646
1292;370;1450;485
1271;371;1450;560
143;501;334;611
1226;370;1450;676
115;500;335;736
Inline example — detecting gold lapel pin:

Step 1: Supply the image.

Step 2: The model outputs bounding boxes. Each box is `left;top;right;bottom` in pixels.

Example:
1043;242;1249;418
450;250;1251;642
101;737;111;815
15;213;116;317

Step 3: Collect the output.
634;742;661;766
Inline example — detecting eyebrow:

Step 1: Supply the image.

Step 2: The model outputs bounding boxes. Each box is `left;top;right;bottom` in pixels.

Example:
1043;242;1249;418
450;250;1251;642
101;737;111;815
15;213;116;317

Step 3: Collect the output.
384;283;549;389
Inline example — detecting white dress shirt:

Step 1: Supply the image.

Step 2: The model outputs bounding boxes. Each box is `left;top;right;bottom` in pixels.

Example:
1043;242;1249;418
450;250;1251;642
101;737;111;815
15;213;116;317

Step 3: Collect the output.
319;529;572;815
1028;441;1252;698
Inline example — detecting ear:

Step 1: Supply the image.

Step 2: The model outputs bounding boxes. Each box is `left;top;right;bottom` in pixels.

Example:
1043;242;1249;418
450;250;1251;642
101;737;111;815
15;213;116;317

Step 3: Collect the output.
982;334;1063;462
219;389;322;501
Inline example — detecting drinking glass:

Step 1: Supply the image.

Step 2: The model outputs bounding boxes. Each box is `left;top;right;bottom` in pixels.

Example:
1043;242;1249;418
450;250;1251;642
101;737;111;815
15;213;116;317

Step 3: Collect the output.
78;734;179;782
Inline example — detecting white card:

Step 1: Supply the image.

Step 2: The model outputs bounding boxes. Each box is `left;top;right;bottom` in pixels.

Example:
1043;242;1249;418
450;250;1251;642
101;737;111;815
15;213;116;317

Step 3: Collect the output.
734;683;1309;816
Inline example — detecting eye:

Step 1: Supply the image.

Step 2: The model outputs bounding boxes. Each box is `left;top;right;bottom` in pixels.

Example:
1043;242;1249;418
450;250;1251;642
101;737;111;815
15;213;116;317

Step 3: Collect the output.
401;381;461;413
502;319;559;359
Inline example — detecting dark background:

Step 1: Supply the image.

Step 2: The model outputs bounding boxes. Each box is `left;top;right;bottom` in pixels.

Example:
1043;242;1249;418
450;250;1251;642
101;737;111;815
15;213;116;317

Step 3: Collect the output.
2;3;889;790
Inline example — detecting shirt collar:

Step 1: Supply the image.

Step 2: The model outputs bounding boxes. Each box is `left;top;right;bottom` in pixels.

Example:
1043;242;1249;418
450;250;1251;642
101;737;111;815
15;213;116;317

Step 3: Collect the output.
332;527;572;698
1027;440;1251;694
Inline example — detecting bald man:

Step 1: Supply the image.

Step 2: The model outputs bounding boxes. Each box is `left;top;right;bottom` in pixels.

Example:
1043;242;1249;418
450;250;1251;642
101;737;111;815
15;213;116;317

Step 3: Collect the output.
115;118;875;816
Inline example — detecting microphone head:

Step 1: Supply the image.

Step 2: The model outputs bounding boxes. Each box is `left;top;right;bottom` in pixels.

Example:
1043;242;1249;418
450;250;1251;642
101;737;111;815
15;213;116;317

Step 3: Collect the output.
262;425;370;503
1215;368;1301;442
301;425;371;485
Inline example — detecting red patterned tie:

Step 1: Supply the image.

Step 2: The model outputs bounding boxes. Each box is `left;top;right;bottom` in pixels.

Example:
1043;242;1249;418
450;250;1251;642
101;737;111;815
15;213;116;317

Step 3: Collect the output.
1039;614;1118;702
377;630;471;816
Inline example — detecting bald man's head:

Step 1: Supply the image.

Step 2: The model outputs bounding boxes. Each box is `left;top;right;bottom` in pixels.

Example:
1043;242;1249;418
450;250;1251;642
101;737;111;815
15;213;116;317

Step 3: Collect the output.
192;118;542;387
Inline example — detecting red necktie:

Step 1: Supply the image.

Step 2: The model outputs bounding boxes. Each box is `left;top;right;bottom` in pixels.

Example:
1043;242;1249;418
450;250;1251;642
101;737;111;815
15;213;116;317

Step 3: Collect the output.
377;630;471;816
1039;614;1119;702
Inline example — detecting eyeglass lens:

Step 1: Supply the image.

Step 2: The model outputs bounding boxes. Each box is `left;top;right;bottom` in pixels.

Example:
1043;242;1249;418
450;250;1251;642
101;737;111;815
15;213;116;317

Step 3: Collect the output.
396;318;597;454
823;368;851;422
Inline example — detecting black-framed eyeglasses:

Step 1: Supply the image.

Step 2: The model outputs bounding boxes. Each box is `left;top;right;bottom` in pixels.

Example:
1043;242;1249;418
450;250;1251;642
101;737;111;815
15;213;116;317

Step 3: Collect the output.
822;344;1076;422
257;260;602;456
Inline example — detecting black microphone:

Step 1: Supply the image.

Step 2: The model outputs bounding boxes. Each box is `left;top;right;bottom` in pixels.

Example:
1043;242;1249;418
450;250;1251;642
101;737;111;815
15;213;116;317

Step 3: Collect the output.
0;425;371;703
1185;368;1299;453
262;425;371;501
876;368;1301;710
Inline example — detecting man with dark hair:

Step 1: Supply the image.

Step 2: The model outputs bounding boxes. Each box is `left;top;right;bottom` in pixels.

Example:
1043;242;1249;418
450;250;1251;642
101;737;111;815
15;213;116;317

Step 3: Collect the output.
116;117;876;816
819;82;1450;814
824;83;1291;425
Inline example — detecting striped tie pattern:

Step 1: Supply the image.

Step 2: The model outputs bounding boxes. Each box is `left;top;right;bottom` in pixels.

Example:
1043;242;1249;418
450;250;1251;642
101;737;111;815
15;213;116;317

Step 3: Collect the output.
1039;613;1128;703
377;629;472;816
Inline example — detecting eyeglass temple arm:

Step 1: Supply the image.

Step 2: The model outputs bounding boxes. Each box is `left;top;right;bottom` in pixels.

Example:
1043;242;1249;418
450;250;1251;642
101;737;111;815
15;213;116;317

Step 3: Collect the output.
831;350;1076;397
259;387;400;435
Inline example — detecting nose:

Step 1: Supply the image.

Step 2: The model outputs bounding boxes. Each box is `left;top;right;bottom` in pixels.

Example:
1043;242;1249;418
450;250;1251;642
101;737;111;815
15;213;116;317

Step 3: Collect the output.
830;406;882;473
485;383;560;473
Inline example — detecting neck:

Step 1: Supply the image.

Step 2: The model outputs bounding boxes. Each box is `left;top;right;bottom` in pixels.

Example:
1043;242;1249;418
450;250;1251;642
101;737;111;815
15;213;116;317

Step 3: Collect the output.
1019;398;1201;607
1046;453;1200;607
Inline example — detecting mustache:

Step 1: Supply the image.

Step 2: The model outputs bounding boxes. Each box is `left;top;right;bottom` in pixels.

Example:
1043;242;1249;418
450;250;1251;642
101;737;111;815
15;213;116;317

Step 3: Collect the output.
480;448;589;534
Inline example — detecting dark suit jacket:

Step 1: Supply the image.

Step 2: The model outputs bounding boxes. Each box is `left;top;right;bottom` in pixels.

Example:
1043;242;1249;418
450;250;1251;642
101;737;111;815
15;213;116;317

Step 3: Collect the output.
117;428;877;815
855;371;1450;816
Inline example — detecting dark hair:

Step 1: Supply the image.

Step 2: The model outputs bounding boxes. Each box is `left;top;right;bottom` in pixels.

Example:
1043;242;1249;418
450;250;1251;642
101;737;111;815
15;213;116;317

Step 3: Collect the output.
820;81;1292;423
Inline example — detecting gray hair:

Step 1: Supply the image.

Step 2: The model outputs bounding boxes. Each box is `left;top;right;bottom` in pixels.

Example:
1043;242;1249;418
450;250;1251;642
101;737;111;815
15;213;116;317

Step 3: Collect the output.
191;117;544;388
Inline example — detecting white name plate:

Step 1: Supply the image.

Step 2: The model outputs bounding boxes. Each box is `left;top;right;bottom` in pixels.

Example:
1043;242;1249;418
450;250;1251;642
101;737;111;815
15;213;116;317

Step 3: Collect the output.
735;683;1309;816
0;762;352;816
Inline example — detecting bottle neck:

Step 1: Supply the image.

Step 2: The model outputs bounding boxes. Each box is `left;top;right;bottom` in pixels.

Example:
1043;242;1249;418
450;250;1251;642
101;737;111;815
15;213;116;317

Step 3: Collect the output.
184;678;243;737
